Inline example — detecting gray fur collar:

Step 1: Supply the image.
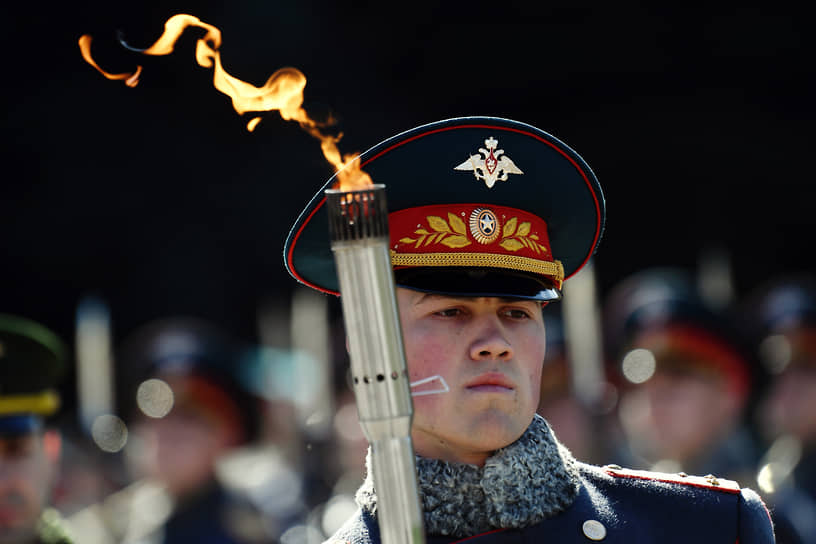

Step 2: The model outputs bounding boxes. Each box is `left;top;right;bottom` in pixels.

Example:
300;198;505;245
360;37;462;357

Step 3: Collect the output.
355;415;580;538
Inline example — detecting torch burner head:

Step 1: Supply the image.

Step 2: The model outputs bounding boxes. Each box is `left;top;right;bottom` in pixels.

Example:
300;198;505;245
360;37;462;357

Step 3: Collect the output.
326;185;389;243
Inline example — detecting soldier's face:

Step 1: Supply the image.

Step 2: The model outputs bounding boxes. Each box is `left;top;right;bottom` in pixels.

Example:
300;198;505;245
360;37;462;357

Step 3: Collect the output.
128;375;243;499
397;289;546;466
0;432;57;544
619;369;739;463
759;366;816;442
758;329;816;443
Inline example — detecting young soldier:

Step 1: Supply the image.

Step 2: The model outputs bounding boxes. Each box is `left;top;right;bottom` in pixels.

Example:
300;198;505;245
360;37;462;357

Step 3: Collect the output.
115;316;304;543
0;314;73;544
284;117;775;543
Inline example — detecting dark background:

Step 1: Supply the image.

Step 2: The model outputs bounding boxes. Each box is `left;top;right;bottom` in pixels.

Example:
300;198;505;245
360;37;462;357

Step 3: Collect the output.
3;3;814;379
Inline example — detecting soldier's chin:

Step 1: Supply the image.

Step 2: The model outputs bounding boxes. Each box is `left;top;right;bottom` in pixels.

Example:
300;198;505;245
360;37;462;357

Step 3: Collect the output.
466;409;528;443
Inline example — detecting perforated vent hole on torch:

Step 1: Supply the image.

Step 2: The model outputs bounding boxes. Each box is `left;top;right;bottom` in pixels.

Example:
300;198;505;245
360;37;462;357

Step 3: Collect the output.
353;370;408;386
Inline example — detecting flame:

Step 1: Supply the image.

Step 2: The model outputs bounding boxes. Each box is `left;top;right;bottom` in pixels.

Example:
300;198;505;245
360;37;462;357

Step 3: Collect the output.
78;35;142;87
78;13;372;191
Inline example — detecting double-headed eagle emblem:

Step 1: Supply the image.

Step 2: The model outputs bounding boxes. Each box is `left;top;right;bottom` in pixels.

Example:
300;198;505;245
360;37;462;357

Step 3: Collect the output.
454;136;523;188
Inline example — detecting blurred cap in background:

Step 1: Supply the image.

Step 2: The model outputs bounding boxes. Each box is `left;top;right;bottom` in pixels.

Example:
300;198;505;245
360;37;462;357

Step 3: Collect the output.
116;316;262;445
0;313;68;435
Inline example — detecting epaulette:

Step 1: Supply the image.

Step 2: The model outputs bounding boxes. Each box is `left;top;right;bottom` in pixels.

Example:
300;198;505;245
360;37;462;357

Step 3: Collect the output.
602;464;741;494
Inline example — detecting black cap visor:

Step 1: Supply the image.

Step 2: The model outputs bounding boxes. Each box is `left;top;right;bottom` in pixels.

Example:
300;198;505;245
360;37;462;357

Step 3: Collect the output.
394;267;561;302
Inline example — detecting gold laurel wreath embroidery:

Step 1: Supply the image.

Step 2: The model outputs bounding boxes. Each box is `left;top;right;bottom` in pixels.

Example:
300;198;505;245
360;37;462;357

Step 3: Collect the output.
399;213;472;249
499;217;549;254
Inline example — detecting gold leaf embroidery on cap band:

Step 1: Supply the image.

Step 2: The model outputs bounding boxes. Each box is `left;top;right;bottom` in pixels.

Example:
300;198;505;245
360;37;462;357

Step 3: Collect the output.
0;391;60;416
390;251;564;282
499;216;549;254
398;213;549;254
399;213;471;249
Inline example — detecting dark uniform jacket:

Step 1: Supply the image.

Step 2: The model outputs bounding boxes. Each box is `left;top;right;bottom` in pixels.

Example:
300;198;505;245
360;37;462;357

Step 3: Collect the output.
330;463;774;543
327;416;775;544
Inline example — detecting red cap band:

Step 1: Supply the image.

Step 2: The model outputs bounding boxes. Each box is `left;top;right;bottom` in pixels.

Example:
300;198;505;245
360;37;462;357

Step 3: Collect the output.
389;204;564;287
632;324;751;399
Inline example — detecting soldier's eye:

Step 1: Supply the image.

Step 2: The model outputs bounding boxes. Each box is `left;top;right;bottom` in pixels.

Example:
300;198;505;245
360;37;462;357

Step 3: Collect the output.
435;308;463;318
503;309;531;320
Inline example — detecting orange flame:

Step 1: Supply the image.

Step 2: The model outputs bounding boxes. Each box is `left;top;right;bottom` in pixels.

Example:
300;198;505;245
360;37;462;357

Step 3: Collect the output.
78;14;372;191
78;35;142;87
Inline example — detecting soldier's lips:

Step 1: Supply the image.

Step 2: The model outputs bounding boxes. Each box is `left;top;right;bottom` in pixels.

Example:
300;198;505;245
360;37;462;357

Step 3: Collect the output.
465;372;515;392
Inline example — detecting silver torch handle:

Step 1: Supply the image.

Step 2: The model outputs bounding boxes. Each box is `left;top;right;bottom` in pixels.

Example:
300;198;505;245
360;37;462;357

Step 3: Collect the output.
326;186;426;544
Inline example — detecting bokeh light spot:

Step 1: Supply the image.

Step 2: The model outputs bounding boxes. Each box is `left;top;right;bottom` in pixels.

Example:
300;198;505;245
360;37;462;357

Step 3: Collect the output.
757;434;802;494
621;348;657;384
91;414;128;452
137;378;175;418
322;494;358;537
758;334;791;374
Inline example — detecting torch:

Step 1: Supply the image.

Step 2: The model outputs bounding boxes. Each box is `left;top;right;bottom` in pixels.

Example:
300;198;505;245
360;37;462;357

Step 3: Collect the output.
325;185;426;544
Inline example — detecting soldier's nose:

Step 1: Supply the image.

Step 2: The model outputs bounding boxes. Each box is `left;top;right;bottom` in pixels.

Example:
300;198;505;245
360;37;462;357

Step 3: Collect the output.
469;324;513;361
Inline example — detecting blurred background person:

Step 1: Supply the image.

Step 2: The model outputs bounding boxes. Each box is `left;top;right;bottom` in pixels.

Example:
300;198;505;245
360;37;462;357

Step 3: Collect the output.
293;311;372;542
602;267;761;483
300;379;368;542
536;305;614;465
49;422;124;535
739;274;816;543
111;316;307;543
0;313;73;544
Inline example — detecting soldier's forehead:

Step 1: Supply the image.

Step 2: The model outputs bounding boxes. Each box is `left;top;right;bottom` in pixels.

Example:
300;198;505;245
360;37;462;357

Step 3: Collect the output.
408;292;538;306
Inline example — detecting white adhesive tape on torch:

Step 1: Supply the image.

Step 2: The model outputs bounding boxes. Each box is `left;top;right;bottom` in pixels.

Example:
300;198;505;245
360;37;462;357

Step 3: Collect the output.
409;375;450;397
